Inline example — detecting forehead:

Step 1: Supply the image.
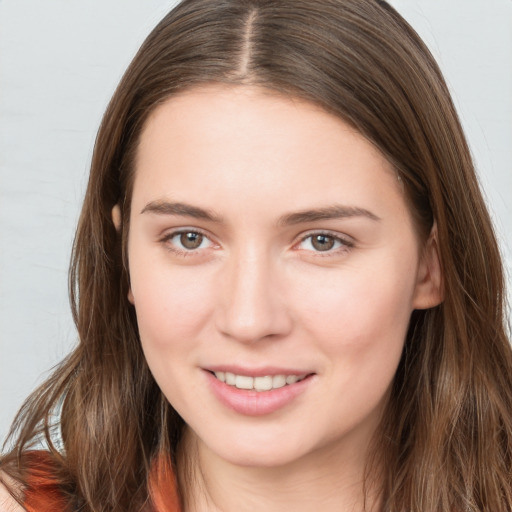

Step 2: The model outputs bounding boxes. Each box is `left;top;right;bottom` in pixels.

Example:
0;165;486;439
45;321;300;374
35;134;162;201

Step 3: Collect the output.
132;84;407;224
137;85;386;164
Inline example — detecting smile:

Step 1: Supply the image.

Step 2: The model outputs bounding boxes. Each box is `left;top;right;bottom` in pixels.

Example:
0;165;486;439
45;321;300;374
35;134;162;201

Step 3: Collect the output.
213;371;308;391
206;369;315;415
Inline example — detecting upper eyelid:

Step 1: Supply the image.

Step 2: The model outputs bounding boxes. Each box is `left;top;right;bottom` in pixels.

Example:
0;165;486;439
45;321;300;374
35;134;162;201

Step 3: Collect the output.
293;232;355;256
159;229;216;257
296;229;353;244
160;228;217;249
160;227;213;240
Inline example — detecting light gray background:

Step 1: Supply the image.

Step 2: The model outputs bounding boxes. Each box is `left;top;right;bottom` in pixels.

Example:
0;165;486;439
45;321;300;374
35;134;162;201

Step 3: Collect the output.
1;1;511;443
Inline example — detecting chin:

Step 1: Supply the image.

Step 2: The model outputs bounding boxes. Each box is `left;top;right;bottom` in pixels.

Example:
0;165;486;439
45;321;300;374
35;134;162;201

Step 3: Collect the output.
218;445;307;469
196;424;323;470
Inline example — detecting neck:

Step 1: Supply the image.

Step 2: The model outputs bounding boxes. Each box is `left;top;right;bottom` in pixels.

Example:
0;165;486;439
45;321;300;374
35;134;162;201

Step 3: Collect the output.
177;429;383;512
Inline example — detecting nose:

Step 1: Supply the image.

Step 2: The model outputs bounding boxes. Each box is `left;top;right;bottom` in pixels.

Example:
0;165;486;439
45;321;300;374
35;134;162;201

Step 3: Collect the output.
215;247;293;344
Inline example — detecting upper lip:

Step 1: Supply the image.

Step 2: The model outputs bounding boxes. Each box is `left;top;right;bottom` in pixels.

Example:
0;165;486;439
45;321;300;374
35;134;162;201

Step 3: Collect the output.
204;365;314;377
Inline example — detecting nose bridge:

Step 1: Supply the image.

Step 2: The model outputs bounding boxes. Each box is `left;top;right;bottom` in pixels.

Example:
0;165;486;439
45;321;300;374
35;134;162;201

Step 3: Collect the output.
216;243;291;343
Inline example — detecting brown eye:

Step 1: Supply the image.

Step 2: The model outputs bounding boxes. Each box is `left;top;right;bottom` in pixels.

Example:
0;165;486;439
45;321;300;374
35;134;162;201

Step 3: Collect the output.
297;232;352;254
180;232;204;249
311;234;335;251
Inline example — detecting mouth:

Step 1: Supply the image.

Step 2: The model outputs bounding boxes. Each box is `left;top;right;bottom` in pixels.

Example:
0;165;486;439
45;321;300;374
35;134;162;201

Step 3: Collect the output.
209;371;310;392
205;368;315;415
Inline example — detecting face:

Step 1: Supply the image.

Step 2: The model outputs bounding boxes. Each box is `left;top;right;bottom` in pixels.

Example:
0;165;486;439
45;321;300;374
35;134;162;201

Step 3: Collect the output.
126;85;440;470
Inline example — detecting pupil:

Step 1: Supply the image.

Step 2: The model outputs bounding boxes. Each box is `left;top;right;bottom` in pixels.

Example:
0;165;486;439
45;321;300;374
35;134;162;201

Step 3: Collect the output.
312;235;334;251
180;232;203;249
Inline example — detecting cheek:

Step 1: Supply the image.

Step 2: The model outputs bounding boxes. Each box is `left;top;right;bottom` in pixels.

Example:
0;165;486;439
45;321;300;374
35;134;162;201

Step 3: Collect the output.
294;257;416;356
129;261;217;403
128;254;215;350
292;261;416;425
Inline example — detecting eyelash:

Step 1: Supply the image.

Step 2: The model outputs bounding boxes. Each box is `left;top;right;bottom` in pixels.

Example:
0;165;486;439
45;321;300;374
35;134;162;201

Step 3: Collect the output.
160;229;214;257
159;229;354;257
295;230;354;255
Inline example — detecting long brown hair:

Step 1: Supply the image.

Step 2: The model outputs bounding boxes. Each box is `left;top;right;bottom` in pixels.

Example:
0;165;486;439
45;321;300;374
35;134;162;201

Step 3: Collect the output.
2;0;511;510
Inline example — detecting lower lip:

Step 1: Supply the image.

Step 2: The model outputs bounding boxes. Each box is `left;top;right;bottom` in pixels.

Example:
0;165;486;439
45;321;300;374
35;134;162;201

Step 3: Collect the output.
205;371;314;416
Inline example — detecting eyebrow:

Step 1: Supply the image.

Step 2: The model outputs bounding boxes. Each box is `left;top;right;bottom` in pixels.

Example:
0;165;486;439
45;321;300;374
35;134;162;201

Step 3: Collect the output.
277;205;381;226
141;200;380;225
141;200;223;222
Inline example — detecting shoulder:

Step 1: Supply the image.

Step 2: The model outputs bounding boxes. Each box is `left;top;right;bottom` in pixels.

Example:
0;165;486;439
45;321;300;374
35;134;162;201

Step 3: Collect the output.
0;472;25;512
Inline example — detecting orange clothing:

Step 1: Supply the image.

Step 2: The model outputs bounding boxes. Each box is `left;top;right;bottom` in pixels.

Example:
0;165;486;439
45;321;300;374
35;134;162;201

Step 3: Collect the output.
23;452;68;512
23;451;181;512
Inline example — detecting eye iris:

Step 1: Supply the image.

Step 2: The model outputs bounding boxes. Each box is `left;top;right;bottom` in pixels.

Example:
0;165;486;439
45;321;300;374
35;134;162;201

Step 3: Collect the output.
311;234;335;251
180;232;203;249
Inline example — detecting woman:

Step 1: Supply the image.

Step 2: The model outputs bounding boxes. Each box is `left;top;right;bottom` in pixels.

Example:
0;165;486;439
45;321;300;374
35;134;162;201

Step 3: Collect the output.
1;0;511;510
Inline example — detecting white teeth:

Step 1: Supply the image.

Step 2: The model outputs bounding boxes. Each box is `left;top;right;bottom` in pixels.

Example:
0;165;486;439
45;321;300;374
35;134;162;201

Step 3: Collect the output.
235;375;253;390
254;375;273;391
213;371;307;391
272;375;287;388
286;375;299;385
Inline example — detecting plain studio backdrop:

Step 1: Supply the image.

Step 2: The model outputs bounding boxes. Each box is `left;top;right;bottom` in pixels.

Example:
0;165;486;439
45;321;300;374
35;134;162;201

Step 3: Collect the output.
1;0;511;443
